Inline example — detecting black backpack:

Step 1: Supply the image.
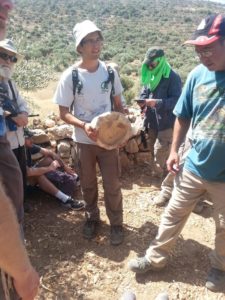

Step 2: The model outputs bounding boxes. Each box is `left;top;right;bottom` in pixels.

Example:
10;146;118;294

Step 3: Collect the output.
71;65;115;112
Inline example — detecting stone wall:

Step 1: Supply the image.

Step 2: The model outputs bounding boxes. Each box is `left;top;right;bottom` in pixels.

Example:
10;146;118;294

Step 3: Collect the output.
29;110;153;171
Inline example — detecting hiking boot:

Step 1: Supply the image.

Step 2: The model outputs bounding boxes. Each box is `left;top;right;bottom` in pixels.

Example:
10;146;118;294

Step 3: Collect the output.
110;225;124;246
153;194;170;207
61;197;84;210
83;220;100;240
205;267;225;292
128;256;163;274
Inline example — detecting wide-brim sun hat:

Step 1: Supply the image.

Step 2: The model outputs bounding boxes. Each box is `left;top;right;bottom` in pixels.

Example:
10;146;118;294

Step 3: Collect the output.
0;38;22;60
73;20;102;51
91;112;133;150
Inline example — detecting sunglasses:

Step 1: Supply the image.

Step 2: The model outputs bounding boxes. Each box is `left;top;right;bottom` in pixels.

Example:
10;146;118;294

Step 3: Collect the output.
0;52;18;63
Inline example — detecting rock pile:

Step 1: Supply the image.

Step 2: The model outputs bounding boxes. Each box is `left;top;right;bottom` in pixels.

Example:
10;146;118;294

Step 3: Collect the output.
29;109;154;171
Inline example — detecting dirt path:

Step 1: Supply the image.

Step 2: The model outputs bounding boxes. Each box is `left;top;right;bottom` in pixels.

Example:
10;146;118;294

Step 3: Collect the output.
23;83;225;299
24;164;225;300
23;79;59;120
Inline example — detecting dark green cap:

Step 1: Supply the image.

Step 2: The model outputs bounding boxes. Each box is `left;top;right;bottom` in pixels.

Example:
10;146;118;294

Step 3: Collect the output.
143;47;164;65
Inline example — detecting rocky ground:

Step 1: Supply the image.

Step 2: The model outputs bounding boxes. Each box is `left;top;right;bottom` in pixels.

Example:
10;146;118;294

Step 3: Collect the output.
24;164;225;300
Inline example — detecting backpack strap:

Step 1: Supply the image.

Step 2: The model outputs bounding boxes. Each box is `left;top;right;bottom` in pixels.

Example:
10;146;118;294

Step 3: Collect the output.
71;65;115;112
107;65;115;111
70;67;83;112
8;80;19;111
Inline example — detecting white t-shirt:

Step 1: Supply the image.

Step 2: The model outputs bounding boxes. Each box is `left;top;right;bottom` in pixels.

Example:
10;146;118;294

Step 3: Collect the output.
53;60;123;144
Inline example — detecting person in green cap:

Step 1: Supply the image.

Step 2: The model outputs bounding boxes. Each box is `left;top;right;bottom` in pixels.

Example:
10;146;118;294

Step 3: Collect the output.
138;47;182;180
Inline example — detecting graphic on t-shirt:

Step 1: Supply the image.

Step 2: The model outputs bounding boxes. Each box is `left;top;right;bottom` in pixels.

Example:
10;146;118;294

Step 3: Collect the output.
193;84;225;142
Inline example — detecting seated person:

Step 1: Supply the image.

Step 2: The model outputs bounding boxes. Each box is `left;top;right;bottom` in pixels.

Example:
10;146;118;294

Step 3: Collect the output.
24;129;84;210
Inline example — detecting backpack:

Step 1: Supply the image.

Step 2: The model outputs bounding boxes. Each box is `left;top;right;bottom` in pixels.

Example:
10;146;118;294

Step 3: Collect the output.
71;65;115;112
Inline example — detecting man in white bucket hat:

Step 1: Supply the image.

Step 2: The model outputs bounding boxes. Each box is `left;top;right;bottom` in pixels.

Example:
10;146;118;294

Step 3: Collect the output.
54;19;125;246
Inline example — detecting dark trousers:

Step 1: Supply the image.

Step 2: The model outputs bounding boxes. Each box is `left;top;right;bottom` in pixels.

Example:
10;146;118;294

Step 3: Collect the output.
0;136;24;222
13;146;27;196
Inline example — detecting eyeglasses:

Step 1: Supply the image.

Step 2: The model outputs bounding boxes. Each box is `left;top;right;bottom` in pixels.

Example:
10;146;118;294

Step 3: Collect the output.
0;52;17;63
196;50;213;58
81;37;103;46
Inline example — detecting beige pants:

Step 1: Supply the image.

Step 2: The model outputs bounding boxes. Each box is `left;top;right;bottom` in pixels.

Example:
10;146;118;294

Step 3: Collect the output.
160;138;191;198
146;169;225;271
148;128;173;178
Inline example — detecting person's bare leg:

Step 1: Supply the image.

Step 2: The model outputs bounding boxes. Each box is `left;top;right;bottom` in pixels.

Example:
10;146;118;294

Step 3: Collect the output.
37;175;59;196
36;175;84;210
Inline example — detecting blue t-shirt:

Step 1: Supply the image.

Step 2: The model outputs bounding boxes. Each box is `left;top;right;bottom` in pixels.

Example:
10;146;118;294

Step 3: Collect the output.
0;115;6;137
174;64;225;182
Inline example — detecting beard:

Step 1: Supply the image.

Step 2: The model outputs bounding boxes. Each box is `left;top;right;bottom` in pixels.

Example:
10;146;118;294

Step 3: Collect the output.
0;64;13;79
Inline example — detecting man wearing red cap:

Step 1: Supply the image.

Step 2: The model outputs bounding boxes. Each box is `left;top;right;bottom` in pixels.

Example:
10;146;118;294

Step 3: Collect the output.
129;13;225;292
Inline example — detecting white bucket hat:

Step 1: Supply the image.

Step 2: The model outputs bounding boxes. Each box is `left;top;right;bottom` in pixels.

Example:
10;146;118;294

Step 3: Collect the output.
73;20;102;50
91;112;133;150
0;39;22;60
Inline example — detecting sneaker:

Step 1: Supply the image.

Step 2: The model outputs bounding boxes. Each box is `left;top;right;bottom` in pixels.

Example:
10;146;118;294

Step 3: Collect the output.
110;225;124;246
62;197;84;210
205;267;225;292
121;291;136;300
128;256;163;274
153;194;170;207
83;220;100;240
154;292;169;300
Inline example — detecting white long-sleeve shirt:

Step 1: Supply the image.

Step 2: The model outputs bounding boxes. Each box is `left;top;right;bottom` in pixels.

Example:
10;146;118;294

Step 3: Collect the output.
5;80;29;150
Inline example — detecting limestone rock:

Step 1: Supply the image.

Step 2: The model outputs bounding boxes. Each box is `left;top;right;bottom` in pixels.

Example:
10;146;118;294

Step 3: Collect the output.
48;124;73;140
32;129;50;144
31;152;43;161
44;118;56;128
57;140;71;154
32;118;42;127
59;151;71;159
119;151;131;169
125;138;139;154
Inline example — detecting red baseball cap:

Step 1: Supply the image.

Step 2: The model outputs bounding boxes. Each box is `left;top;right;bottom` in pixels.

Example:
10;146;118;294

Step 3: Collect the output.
184;14;225;46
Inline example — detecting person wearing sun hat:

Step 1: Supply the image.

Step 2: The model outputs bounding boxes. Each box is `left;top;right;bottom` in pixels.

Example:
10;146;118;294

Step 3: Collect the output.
129;13;225;293
54;20;125;246
138;46;182;180
0;39;30;208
